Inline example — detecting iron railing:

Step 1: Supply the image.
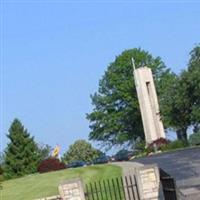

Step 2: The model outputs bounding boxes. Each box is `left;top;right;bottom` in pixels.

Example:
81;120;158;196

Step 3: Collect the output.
85;168;178;200
84;175;140;200
159;168;177;200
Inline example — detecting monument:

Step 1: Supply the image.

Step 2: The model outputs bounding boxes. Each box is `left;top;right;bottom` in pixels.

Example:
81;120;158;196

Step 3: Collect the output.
132;59;166;144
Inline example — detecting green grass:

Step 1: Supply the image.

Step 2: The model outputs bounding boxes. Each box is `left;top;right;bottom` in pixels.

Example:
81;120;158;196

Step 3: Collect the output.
1;164;121;200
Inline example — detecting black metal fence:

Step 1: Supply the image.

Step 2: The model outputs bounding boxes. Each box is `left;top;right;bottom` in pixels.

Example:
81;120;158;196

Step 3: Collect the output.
84;168;178;200
84;175;140;200
159;168;177;200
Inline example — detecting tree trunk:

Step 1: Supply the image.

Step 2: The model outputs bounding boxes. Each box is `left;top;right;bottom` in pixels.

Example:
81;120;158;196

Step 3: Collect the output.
176;128;188;142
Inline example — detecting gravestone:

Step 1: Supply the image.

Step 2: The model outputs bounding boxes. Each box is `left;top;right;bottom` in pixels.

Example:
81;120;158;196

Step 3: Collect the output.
132;60;166;144
135;165;164;200
58;178;85;200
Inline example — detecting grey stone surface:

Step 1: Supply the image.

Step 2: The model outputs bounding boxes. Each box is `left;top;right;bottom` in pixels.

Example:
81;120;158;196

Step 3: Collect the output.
133;147;200;182
113;161;144;176
58;178;85;200
35;195;61;200
133;147;200;199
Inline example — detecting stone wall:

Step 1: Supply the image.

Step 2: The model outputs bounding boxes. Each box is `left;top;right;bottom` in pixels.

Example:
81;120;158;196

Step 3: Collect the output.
35;195;61;200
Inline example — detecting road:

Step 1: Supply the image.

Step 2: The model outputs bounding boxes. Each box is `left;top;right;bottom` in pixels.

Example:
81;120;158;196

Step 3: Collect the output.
133;147;200;199
113;148;200;199
133;147;200;184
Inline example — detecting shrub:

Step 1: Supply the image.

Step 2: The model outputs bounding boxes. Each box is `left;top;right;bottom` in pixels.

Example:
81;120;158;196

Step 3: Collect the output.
147;138;170;152
135;140;146;152
37;157;66;173
160;140;188;151
189;131;200;146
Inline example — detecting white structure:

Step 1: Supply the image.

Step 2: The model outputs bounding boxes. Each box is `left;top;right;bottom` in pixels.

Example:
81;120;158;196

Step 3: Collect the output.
133;61;166;144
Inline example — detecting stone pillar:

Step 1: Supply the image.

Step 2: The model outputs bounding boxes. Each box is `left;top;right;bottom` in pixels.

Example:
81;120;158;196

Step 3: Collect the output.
135;165;164;200
133;65;166;144
58;178;85;200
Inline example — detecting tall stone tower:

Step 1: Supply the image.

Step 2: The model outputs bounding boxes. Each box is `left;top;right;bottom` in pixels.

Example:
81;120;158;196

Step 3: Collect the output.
133;62;166;144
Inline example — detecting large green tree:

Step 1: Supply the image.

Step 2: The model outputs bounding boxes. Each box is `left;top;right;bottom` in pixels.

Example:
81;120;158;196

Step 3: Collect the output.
160;45;200;141
4;119;40;178
62;140;101;162
186;45;200;132
159;73;192;141
87;48;172;147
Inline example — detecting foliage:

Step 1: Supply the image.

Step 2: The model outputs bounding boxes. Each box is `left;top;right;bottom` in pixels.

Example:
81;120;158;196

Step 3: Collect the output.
37;144;52;161
37;157;65;173
0;152;5;183
160;140;188;151
62;140;101;162
4;119;41;179
186;45;200;131
160;45;200;141
87;48;172;147
134;139;146;152
147;138;170;152
0;152;5;165
0;165;3;175
135;138;188;156
189;131;200;146
159;71;192;141
2;164;121;200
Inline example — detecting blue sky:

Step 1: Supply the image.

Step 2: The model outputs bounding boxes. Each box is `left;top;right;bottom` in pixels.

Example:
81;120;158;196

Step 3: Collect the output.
1;1;200;154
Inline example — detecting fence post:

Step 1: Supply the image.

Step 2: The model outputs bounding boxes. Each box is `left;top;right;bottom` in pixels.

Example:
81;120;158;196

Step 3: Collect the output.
58;178;86;200
135;164;164;200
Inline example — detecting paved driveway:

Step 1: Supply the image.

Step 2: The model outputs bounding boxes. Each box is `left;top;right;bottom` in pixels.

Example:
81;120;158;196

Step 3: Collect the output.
113;161;143;175
133;147;200;187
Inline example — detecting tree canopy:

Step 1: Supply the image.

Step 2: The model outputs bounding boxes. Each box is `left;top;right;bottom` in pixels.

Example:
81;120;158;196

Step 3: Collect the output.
87;48;173;147
186;45;200;132
160;45;200;141
62;140;101;162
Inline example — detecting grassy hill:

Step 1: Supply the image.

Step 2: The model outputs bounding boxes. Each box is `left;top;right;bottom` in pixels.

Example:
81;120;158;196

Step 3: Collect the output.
1;164;121;200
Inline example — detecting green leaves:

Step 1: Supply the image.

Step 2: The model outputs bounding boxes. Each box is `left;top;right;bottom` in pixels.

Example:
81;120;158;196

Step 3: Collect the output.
87;48;170;148
158;44;200;141
4;119;41;179
187;45;200;126
87;45;200;146
62;140;101;162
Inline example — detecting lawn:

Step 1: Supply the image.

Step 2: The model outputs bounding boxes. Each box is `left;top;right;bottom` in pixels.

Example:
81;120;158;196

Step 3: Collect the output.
1;164;121;200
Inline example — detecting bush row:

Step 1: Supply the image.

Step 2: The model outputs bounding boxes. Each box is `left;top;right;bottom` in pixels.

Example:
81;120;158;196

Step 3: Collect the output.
37;157;66;173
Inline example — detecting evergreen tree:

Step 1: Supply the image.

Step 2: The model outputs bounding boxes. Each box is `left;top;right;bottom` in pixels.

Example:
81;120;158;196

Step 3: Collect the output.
4;119;40;178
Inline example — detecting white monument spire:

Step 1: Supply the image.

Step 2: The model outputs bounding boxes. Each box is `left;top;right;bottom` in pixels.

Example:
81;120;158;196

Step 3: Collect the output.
132;59;166;144
131;58;136;71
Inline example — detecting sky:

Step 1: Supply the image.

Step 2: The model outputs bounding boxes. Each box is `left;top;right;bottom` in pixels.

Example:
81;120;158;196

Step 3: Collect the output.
1;1;200;154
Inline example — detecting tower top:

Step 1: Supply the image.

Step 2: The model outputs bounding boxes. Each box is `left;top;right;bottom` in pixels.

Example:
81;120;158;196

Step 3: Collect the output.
131;58;136;71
